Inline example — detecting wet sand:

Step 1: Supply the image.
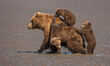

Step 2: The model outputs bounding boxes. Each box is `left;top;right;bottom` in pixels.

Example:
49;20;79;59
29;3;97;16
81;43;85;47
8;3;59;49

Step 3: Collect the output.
0;0;110;66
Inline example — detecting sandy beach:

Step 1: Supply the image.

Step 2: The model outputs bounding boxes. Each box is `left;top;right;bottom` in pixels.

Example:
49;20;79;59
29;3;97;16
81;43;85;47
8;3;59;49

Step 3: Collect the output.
0;0;110;66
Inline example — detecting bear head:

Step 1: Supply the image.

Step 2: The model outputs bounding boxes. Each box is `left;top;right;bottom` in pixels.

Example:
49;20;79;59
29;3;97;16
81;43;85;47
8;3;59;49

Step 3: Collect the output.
81;21;92;29
27;12;50;30
27;12;62;30
55;8;63;17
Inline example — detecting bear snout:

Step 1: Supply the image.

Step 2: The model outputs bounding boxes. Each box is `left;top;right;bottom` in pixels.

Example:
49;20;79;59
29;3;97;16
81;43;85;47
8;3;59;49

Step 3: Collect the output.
81;25;85;29
27;23;32;29
54;14;58;17
27;26;30;29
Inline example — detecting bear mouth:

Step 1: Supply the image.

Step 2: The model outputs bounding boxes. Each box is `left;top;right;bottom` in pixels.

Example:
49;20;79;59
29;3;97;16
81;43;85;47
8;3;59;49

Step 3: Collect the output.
35;24;44;30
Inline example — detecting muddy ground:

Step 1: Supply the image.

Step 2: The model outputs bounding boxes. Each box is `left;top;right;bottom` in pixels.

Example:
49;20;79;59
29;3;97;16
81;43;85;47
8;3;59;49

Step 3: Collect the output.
0;0;110;66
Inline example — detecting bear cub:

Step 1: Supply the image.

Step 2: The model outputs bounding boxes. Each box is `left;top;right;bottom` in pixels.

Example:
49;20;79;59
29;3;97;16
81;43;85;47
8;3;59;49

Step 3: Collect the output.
74;21;96;54
54;8;76;26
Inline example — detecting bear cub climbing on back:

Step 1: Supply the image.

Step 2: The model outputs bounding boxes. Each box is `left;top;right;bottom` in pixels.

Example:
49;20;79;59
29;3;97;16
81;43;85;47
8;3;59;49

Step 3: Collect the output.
74;21;96;54
55;8;76;26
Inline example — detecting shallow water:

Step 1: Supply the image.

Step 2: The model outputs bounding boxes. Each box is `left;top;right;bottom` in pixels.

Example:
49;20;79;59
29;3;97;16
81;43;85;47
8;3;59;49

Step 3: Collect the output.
0;0;110;66
17;51;73;55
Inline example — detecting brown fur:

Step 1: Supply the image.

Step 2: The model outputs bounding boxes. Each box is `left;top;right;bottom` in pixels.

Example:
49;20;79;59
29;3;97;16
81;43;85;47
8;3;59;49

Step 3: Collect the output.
27;12;85;54
67;41;86;54
50;17;86;54
27;12;62;53
75;21;96;54
55;9;76;26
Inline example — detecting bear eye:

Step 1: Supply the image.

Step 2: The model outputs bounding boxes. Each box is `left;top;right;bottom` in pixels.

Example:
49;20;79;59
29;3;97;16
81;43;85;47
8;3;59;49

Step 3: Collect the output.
31;20;33;23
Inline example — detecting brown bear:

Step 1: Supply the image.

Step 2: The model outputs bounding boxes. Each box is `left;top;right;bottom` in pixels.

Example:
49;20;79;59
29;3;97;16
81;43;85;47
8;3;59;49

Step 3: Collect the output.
27;12;85;53
74;21;96;54
55;8;76;26
49;17;86;54
27;12;62;53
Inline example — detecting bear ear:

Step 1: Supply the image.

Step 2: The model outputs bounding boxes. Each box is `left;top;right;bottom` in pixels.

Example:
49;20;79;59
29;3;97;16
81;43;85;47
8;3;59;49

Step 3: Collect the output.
87;22;92;28
56;8;62;12
56;8;60;10
87;22;91;26
85;21;90;25
36;12;41;14
86;20;90;23
35;13;42;18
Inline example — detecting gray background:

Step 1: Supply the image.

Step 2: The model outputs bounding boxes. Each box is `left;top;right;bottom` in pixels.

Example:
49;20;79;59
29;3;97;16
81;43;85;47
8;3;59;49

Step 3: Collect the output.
0;0;110;66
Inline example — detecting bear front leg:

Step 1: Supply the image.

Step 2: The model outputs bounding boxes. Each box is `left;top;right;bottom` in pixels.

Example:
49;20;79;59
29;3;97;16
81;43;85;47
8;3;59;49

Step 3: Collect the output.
37;36;49;53
50;45;57;54
57;48;61;54
37;30;50;53
56;40;61;54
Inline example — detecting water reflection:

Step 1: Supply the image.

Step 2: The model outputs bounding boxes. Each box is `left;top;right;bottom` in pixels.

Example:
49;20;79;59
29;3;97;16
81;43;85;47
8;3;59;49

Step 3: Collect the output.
17;51;73;55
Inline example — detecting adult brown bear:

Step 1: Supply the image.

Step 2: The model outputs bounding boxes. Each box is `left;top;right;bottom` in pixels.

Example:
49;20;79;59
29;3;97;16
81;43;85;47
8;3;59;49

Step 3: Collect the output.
27;12;85;53
50;17;86;54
